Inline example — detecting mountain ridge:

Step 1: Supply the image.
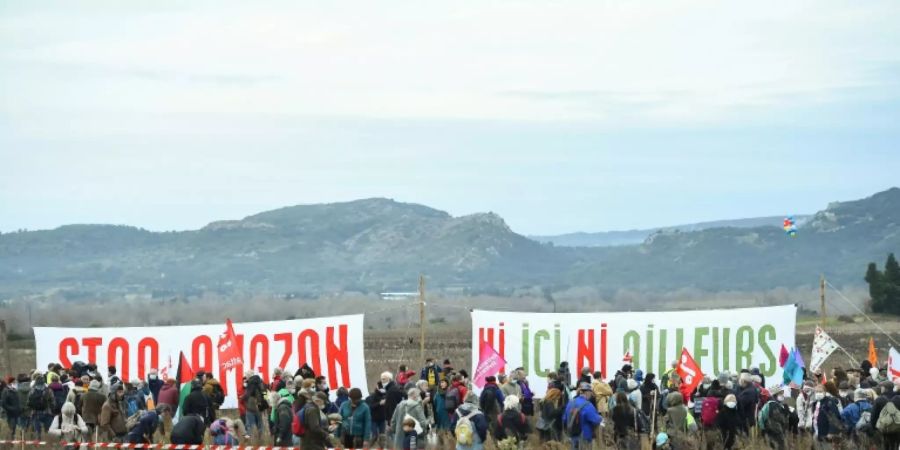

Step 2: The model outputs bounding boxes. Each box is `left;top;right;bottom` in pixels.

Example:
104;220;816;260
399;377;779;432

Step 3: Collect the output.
1;189;898;297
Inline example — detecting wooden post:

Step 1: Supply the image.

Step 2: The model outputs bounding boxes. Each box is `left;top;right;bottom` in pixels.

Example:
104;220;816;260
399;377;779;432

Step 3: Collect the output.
820;274;827;327
0;320;10;377
419;275;426;363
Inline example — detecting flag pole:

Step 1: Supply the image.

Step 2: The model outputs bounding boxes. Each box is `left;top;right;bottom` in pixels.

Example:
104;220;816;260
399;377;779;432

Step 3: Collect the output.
820;274;827;327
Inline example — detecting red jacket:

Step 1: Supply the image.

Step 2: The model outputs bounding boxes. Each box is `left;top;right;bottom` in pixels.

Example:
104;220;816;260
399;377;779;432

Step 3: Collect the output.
452;381;468;404
396;371;416;386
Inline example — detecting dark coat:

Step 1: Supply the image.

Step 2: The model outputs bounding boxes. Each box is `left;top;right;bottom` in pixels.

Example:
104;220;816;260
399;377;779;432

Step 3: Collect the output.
383;381;403;425
181;387;209;419
367;389;387;423
147;377;163;404
274;399;294;446
81;391;106;425
301;403;329;450
170;415;205;445
126;411;159;444
497;409;530;442
716;407;741;450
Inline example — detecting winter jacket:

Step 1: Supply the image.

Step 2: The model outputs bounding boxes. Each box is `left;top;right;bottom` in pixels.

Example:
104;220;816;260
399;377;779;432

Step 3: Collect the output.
639;382;658;416
30;381;55;414
420;366;441;388
367;389;387;423
241;376;266;413
736;384;760;429
611;404;635;438
540;400;564;438
301;403;329;450
383;381;404;424
392;399;426;449
16;383;32;416
146;377;163;404
181;386;209;419
478;383;504;419
715;406;741;450
452;404;489;445
841;400;872;432
99;394;127;438
80;390;106;425
592;380;613;414
125;411;159;444
170;414;205;445
500;381;521;399
432;387;450;430
562;396;603;441
339;400;372;439
202;378;224;410
49;403;88;442
497;409;530;442
1;387;21;417
664;392;695;435
48;382;68;415
156;383;179;409
796;392;814;430
815;395;842;440
273;397;294;446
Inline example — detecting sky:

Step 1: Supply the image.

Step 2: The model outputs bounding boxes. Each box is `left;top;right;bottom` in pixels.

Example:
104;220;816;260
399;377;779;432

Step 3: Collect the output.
2;0;899;235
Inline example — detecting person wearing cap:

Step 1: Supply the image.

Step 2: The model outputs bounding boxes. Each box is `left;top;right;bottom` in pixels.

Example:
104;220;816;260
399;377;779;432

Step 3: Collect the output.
562;383;603;450
340;387;371;449
80;380;105;435
841;388;873;440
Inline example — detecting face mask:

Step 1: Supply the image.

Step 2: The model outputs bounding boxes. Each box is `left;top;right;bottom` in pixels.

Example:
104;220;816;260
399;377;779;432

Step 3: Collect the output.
839;391;848;397
815;393;825;401
776;395;785;402
725;401;737;409
149;375;158;380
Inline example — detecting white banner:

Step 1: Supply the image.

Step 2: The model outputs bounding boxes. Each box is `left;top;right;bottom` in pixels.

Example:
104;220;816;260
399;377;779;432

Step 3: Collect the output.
471;305;796;395
34;315;368;408
809;326;840;373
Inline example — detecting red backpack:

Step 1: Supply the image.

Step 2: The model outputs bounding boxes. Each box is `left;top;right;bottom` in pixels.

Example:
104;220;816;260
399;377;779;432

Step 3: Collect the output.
292;408;306;437
700;397;719;427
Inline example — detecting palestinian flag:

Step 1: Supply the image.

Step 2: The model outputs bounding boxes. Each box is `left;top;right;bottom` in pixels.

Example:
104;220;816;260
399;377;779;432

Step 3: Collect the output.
175;352;196;418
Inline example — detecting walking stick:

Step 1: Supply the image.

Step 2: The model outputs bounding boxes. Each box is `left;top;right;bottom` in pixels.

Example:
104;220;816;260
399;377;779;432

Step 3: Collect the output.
650;391;657;438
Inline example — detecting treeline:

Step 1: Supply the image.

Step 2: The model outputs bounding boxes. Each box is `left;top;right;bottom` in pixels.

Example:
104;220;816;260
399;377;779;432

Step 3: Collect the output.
865;253;900;314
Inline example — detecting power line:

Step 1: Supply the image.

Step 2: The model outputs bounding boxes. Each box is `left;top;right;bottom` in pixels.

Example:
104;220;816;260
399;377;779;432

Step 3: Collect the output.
825;280;900;348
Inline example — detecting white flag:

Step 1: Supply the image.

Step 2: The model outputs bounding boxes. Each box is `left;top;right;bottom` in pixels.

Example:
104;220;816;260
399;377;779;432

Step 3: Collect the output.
889;347;900;380
809;326;840;373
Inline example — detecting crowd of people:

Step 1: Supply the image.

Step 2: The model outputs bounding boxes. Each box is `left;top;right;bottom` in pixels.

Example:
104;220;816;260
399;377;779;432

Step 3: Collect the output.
2;357;900;450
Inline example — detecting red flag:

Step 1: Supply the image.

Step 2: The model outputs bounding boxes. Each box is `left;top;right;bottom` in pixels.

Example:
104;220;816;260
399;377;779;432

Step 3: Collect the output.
623;351;633;363
778;344;789;368
676;347;703;402
218;319;243;371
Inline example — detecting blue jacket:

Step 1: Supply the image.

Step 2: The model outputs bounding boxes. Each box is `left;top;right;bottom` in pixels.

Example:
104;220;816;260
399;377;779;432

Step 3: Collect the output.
816;396;842;440
841;400;872;431
339;401;372;439
562;396;603;441
451;404;488;443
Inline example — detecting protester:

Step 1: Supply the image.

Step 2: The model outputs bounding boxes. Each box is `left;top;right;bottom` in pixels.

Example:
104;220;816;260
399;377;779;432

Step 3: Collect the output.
125;407;163;445
496;394;530;444
453;395;488;450
538;387;564;442
611;391;638;449
479;376;504;433
562;383;603;450
241;370;266;441
391;388;425;449
433;379;451;430
716;393;741;450
98;385;127;442
170;413;205;445
79;380;105;436
341;387;372;449
758;385;790;450
0;379;21;439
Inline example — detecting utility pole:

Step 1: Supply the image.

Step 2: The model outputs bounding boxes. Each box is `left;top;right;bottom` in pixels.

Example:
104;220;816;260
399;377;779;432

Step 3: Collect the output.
820;274;827;327
419;275;426;363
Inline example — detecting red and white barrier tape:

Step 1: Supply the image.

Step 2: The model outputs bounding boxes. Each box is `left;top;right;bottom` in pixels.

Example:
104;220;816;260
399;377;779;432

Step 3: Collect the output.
0;443;382;450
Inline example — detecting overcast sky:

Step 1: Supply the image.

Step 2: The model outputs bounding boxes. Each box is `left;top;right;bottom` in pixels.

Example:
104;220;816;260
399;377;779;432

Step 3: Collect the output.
2;1;899;235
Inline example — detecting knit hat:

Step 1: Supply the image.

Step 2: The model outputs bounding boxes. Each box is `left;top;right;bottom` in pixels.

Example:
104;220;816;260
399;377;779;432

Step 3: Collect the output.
626;379;638;391
854;388;868;401
89;380;101;391
635;370;644;382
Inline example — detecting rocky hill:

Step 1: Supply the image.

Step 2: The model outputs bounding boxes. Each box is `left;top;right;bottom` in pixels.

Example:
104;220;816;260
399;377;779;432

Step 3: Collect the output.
1;189;898;297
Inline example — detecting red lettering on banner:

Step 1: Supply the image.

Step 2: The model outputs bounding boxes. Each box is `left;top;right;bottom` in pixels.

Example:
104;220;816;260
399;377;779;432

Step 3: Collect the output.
192;335;213;373
600;323;608;378
298;330;321;376
108;338;130;381
249;334;270;384
274;333;292;373
137;338;159;380
326;325;349;388
60;338;78;368
82;337;103;363
577;329;595;372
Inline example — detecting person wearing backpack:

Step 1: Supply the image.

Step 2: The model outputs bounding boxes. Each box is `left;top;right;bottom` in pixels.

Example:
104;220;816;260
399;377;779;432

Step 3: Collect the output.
814;383;844;447
562;383;603;450
479;376;504;435
48;402;88;449
453;397;488;450
875;391;900;450
14;374;32;439
29;373;55;439
496;395;530;445
1;379;22;439
391;388;426;449
242;371;266;442
538;388;565;442
663;391;697;449
841;389;872;441
123;381;146;418
48;374;69;417
758;386;790;450
201;373;225;420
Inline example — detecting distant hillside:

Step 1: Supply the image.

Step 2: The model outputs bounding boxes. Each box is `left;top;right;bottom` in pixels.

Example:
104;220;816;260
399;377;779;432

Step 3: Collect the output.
1;189;898;297
531;215;811;247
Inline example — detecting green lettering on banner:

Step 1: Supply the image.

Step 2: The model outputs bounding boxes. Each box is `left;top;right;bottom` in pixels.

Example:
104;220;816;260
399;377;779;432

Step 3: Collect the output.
658;328;668;375
674;328;684;363
736;326;754;371
693;327;709;370
534;329;550;377
624;330;640;371
645;325;654;376
522;323;530;375
722;328;731;372
758;325;777;376
554;324;562;369
712;327;721;374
